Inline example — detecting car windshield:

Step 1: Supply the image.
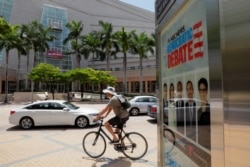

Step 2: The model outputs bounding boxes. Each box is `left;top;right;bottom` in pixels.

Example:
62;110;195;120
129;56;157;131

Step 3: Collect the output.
63;102;79;110
130;97;137;101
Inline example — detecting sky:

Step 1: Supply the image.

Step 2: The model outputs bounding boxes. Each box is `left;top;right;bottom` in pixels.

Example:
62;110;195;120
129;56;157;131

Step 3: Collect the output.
119;0;155;12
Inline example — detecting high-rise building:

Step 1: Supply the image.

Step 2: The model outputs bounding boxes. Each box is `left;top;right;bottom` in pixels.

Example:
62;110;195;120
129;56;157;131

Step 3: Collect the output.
0;0;156;94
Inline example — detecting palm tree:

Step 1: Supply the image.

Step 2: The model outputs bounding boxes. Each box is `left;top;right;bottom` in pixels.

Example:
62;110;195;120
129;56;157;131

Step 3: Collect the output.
28;21;55;67
81;30;102;68
98;20;119;71
34;26;55;66
21;21;55;90
0;17;12;35
114;27;135;93
0;24;19;103
63;20;84;68
15;29;26;91
130;32;155;95
80;31;102;91
20;22;36;89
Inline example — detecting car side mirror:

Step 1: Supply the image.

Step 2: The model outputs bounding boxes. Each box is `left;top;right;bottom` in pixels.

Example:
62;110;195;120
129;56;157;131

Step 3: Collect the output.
63;108;70;112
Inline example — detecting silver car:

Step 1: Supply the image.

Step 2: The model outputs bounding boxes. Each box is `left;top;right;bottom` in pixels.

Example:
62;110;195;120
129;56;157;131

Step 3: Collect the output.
9;100;99;129
128;96;157;116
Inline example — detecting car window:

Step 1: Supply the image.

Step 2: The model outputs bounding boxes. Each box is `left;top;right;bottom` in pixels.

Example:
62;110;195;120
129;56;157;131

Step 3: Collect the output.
135;98;143;102
149;97;156;102
136;97;149;102
130;97;136;101
144;98;150;102
63;101;79;110
26;103;50;109
50;102;64;110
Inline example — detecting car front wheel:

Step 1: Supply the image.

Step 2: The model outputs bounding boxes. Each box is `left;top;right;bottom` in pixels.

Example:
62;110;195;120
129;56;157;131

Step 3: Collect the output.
130;108;140;116
20;117;34;129
75;116;88;128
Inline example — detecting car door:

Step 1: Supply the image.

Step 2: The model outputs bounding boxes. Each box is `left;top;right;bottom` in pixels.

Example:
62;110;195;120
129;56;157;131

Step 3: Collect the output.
48;102;71;125
27;102;51;125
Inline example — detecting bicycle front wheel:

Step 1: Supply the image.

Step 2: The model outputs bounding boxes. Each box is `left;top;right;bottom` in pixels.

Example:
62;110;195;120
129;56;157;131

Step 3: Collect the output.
82;131;106;158
121;132;148;160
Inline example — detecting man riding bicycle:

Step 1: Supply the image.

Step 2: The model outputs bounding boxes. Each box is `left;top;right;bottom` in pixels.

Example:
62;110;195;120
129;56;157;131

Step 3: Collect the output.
93;86;129;144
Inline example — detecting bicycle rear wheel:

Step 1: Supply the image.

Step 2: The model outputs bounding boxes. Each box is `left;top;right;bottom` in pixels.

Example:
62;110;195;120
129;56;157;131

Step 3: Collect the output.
82;131;106;158
164;128;175;153
121;132;148;160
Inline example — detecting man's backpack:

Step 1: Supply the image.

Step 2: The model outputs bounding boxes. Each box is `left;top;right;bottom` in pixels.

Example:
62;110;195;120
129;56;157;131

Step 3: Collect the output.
115;95;131;109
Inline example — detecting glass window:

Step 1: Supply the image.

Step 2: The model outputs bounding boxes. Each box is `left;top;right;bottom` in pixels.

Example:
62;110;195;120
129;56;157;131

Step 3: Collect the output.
63;102;79;110
26;103;49;109
40;5;71;71
149;97;157;102
50;102;64;110
143;98;149;102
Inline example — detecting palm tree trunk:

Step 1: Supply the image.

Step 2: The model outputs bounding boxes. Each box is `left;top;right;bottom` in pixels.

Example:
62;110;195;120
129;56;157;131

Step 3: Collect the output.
107;54;110;71
123;53;127;93
33;50;36;68
106;49;110;71
139;57;143;95
25;51;30;90
16;53;21;91
76;54;81;90
92;52;95;91
77;54;81;68
4;51;9;103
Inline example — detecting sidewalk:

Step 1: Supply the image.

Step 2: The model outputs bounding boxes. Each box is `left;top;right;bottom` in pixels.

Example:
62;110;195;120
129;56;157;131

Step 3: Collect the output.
0;103;158;167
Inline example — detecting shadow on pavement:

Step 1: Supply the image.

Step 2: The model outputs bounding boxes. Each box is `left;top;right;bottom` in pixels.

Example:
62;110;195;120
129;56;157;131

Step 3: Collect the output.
6;124;99;131
147;119;157;124
82;156;132;167
82;156;149;167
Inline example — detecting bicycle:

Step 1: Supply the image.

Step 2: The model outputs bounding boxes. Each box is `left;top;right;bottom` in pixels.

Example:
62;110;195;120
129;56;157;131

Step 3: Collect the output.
82;117;148;160
163;128;175;153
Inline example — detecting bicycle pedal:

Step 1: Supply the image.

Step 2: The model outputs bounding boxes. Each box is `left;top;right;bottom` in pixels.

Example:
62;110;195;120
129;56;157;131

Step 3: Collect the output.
114;144;122;151
122;146;128;150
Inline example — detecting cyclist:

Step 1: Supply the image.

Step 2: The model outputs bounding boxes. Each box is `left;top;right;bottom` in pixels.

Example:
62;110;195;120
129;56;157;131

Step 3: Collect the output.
93;86;129;144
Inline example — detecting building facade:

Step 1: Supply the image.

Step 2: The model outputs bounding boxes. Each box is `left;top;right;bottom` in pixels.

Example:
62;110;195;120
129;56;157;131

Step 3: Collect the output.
0;0;156;94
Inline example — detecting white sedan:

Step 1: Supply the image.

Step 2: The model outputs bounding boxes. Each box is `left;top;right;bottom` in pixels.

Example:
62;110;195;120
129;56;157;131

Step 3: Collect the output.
9;100;99;129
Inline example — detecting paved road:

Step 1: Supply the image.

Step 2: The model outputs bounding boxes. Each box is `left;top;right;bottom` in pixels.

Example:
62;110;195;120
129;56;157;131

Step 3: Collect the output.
0;103;157;167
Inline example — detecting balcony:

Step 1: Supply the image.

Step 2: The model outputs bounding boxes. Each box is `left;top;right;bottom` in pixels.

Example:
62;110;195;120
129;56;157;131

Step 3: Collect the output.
49;22;62;32
51;25;62;32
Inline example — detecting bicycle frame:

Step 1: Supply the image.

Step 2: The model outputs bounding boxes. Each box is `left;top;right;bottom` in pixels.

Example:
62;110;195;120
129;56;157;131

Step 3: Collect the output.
94;119;127;144
95;119;113;142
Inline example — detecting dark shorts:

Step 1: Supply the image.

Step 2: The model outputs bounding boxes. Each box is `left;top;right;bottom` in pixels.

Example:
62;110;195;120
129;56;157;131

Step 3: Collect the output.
108;116;129;129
